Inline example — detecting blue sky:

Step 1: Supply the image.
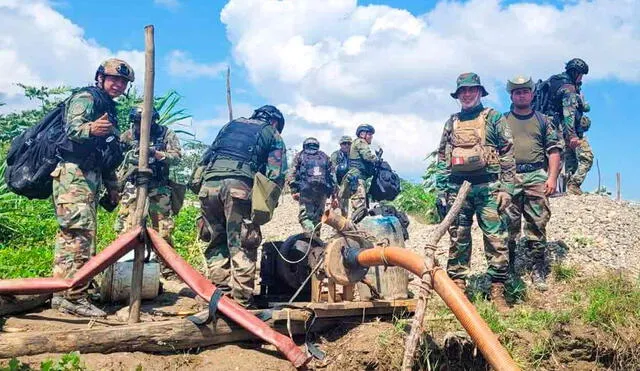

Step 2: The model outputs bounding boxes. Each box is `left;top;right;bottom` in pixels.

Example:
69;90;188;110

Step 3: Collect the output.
0;0;638;199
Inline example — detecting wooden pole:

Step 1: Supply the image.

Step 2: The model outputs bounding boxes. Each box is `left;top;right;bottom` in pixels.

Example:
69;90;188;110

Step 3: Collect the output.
226;66;233;121
616;172;621;201
596;159;601;193
402;181;472;371
129;25;155;324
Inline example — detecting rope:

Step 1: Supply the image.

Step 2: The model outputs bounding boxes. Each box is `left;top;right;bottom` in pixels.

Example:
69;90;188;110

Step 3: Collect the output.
268;221;323;265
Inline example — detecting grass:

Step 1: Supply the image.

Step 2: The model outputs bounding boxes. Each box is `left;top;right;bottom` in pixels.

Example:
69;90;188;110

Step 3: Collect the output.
392;180;438;224
552;264;579;282
578;273;640;331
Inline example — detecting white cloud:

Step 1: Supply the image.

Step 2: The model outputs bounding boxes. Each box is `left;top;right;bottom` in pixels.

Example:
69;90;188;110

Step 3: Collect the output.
0;1;144;112
220;0;640;176
154;0;180;10
166;50;227;79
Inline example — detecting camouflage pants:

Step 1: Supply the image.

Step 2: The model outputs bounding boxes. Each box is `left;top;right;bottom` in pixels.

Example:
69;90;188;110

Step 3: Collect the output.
446;180;509;283
114;182;175;242
51;162;100;300
198;177;262;306
338;176;366;217
565;137;593;187
504;170;550;260
298;191;327;235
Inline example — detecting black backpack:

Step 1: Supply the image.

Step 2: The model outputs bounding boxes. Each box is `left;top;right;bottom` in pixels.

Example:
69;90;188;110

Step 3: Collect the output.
532;73;572;117
369;160;401;202
335;151;349;184
299;150;330;193
4;104;67;199
4;87;120;199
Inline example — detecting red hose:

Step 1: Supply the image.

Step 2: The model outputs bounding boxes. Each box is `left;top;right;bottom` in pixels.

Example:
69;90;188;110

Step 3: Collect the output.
147;228;309;368
0;227;142;295
355;246;520;371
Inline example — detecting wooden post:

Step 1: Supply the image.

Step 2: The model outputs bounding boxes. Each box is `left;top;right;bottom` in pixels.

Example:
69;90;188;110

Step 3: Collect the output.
129;25;155;324
616;172;621;201
596;159;601;193
226;66;233;121
402;181;472;371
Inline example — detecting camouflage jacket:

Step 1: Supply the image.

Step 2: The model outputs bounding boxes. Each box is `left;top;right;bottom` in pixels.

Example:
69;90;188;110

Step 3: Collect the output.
557;79;591;140
63;89;119;191
204;122;287;188
118;125;182;188
435;104;516;194
347;138;378;179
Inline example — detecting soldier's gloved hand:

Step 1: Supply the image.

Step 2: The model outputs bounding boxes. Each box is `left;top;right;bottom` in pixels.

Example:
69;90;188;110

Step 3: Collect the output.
496;191;512;212
292;193;300;201
148;147;156;158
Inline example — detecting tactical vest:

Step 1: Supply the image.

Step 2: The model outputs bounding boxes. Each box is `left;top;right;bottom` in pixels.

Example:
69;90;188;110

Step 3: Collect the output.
298;150;330;193
450;108;496;173
208;118;270;173
504;111;547;165
335;151;349;183
134;124;169;183
57;86;122;172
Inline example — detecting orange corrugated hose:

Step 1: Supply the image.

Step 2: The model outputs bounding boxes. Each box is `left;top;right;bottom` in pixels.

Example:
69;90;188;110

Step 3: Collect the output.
356;247;520;371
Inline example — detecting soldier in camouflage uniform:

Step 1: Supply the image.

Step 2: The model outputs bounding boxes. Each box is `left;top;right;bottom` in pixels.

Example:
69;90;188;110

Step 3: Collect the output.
51;58;134;317
115;105;182;275
435;72;515;312
503;76;563;291
339;124;378;218
196;105;287;307
330;136;352;216
290;137;336;236
549;58;592;195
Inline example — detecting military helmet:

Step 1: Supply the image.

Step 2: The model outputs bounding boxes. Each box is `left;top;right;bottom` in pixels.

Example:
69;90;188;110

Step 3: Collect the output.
565;58;589;75
129;104;159;124
251;105;285;133
506;75;534;93
95;58;135;82
339;135;352;144
451;72;489;98
303;137;320;150
355;124;375;137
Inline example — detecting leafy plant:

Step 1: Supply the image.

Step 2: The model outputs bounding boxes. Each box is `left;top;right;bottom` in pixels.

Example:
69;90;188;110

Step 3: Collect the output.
392;180;437;224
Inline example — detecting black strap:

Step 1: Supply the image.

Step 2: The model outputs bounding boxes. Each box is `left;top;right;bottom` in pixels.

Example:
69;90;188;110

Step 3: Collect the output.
516;162;545;173
449;173;498;185
188;288;224;326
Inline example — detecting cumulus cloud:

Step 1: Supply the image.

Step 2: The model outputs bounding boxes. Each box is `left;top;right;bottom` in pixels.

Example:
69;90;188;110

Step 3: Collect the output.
0;0;144;112
166;50;227;79
220;0;640;175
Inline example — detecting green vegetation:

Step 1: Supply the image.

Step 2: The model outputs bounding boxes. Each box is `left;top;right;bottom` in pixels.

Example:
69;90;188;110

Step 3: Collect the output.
552;263;579;282
579;273;640;331
1;352;85;371
392;180;437;223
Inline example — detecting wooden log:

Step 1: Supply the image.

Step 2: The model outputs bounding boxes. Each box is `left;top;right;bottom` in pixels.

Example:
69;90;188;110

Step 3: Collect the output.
0;294;51;316
130;24;156;324
402;180;472;371
0;308;391;358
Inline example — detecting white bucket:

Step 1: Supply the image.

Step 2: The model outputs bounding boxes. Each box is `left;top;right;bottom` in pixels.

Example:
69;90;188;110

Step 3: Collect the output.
100;261;161;303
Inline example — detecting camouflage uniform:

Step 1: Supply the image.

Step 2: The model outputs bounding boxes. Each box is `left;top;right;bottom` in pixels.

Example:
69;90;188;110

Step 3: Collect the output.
114;126;182;244
51;90;120;300
198;117;286;306
339;137;377;216
503;110;562;268
436;74;515;284
330;145;349;217
290;148;336;235
562;90;593;189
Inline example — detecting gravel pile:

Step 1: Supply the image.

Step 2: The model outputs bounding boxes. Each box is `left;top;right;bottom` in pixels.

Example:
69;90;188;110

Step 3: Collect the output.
261;193;640;278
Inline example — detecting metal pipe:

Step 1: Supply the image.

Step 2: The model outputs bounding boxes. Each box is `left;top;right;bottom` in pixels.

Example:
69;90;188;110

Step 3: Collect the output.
146;228;310;368
0;227;142;295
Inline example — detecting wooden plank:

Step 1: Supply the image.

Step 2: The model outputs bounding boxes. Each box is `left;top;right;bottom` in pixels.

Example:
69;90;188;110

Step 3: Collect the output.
327;279;336;303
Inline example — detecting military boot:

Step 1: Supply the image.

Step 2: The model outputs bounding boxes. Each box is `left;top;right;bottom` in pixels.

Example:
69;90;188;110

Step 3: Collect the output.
489;283;509;313
531;262;549;292
51;296;107;318
566;183;583;195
